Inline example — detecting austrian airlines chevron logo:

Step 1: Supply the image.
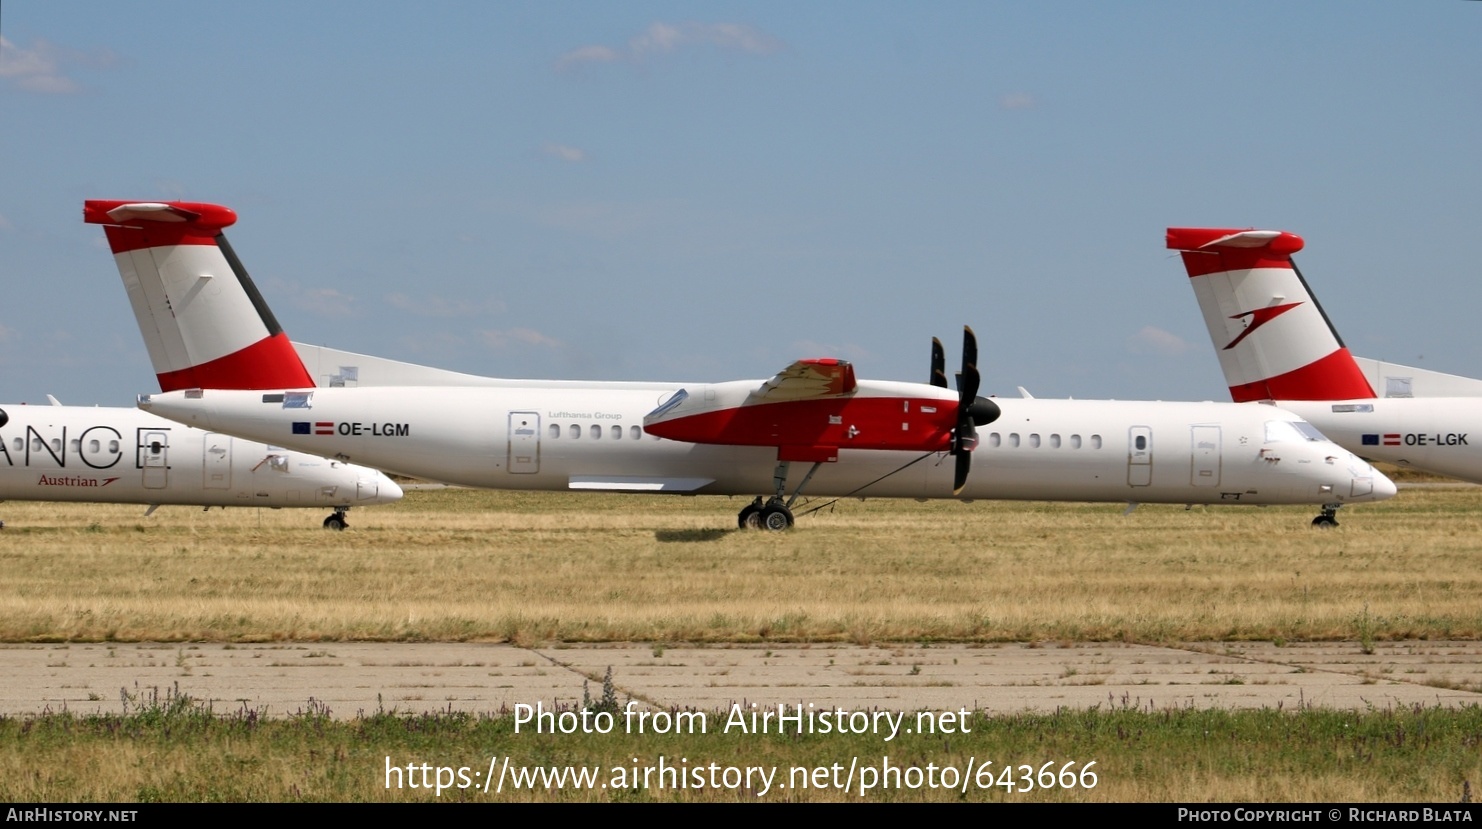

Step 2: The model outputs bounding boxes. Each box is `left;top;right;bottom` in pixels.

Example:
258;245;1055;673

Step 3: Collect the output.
1224;302;1302;350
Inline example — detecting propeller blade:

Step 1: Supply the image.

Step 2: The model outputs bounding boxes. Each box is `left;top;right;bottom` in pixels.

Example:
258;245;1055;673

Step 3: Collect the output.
930;338;948;388
951;325;985;495
961;326;978;378
957;327;980;404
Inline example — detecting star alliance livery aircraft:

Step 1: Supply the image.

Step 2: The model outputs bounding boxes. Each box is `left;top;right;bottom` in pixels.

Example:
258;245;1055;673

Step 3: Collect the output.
0;398;401;529
1169;227;1482;488
84;200;1392;529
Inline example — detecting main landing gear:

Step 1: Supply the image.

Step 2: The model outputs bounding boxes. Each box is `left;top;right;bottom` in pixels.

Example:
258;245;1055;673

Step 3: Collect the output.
1311;503;1341;528
737;460;824;532
323;508;350;531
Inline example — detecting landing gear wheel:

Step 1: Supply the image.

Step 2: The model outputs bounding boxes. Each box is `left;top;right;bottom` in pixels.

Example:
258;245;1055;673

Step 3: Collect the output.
760;503;794;532
323;512;349;531
1311;504;1340;528
738;500;764;530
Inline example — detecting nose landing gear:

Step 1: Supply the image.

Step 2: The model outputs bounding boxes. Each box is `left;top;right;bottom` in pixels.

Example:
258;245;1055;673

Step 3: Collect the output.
1311;503;1341;528
323;508;350;531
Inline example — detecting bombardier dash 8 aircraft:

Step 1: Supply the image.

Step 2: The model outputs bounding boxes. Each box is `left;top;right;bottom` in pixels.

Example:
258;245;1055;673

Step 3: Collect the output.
83;200;1393;529
1169;227;1482;488
0;398;401;528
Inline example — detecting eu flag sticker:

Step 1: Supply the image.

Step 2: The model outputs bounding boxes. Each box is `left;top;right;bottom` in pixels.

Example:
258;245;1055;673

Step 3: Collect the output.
1361;434;1379;446
292;422;311;435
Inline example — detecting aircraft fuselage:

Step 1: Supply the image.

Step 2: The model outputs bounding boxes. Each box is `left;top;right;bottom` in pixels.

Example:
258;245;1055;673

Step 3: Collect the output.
138;384;1388;507
1276;398;1482;483
0;403;399;511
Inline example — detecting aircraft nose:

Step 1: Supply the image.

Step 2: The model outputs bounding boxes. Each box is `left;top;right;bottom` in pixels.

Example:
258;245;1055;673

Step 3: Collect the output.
359;471;404;504
1365;467;1398;502
1340;454;1396;503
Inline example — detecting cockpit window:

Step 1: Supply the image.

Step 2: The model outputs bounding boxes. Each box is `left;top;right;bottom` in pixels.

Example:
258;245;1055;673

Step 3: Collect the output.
646;389;689;419
1291;420;1328;442
1266;419;1325;443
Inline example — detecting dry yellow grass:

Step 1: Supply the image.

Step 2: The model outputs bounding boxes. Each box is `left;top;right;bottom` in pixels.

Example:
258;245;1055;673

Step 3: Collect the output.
1;486;1479;643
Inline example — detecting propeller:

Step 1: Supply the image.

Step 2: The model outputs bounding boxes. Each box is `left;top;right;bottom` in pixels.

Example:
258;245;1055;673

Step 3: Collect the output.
930;338;948;388
941;326;1001;494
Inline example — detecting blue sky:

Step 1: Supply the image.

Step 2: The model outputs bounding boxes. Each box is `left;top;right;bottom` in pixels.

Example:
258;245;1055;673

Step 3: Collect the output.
2;2;1478;406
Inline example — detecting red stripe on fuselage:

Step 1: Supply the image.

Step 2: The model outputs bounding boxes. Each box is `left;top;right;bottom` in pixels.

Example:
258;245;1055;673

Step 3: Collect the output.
155;333;314;392
646;397;958;453
1227;348;1376;403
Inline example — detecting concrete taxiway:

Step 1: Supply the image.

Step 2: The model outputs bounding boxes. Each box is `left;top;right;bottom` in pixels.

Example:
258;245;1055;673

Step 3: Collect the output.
1;640;1479;718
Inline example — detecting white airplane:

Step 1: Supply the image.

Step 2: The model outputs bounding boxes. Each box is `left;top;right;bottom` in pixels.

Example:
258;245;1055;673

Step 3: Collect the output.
1169;226;1482;488
0;397;402;529
84;200;1394;529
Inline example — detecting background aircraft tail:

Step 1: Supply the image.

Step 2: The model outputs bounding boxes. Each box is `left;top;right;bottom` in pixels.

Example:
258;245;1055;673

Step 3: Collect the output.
1166;227;1376;402
84;200;314;391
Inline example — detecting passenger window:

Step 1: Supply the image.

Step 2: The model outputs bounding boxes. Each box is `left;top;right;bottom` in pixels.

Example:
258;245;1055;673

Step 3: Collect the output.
569;424;580;439
631;426;642;440
11;438;20;452
31;438;42;452
109;440;120;453
1135;435;1147;451
548;424;560;439
50;439;61;453
89;440;101;452
611;425;621;440
1050;434;1061;449
1029;433;1041;448
988;432;1001;448
1091;435;1102;449
590;424;601;439
1070;434;1082;449
1009;433;1020;448
70;439;81;453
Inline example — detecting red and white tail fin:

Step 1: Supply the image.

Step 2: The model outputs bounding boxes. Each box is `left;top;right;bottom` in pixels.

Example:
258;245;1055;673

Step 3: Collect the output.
84;200;314;392
1166;227;1376;403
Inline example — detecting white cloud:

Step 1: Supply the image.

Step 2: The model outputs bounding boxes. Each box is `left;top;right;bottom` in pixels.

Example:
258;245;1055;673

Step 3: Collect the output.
541;142;587;163
1126;325;1192;356
386;292;506;317
265;278;358;318
481;327;562;350
554;45;623;71
0;36;116;94
1000;93;1036;110
555;22;782;71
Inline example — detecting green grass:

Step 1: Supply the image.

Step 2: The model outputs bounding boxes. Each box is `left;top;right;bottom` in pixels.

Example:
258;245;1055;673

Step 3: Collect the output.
1;687;1477;802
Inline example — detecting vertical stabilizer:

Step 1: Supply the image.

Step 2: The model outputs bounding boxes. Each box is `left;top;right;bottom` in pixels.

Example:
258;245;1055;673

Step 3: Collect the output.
1167;227;1375;402
83;200;314;391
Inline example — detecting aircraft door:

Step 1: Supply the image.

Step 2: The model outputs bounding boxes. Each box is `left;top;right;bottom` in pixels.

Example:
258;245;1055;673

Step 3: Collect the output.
203;433;232;490
1127;426;1152;486
1190;425;1221;487
507;411;540;474
141;430;169;489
